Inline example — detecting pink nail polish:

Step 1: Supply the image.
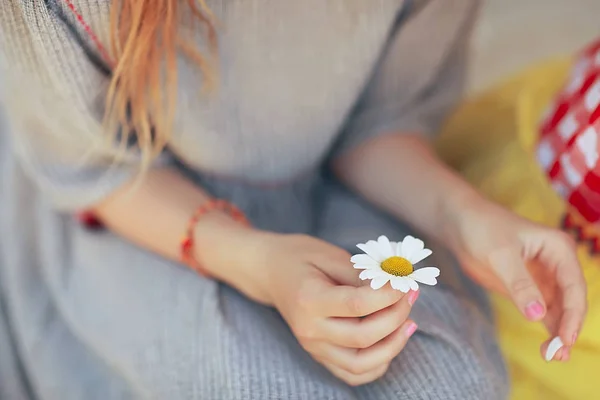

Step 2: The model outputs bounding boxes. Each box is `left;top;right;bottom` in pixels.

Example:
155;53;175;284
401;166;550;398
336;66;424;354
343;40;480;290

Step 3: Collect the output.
572;332;579;346
524;301;545;320
407;290;419;306
406;322;418;338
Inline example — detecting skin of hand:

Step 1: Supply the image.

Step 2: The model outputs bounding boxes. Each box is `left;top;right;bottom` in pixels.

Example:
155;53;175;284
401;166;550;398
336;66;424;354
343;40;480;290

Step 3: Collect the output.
446;198;587;362
93;168;419;383
332;133;588;363
227;231;419;386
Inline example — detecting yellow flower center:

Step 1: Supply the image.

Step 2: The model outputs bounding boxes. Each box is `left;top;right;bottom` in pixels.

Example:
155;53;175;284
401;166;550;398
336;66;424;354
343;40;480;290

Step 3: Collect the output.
381;256;414;277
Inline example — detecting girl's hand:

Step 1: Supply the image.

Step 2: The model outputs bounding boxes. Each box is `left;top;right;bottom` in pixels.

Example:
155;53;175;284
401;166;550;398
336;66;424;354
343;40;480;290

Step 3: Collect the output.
448;199;587;361
246;233;419;386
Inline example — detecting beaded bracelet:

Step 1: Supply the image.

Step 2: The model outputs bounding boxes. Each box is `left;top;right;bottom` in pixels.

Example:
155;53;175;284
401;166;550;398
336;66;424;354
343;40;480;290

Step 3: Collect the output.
180;199;249;277
77;211;104;230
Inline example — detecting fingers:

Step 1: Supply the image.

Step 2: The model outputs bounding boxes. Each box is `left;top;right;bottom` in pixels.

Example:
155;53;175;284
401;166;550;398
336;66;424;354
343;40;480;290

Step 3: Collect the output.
310;245;364;287
310;319;417;377
319;290;417;348
490;248;546;321
540;337;571;363
540;234;587;346
558;300;586;348
317;283;404;318
541;300;561;338
322;362;389;387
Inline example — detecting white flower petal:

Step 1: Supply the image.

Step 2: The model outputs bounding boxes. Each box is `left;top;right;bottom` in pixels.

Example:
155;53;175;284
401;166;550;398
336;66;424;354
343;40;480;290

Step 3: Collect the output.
359;269;381;280
408;267;440;286
407;278;420;291
366;239;384;251
545;336;564;361
370;276;390;290
376;235;394;259
390;277;411;293
409;248;433;265
357;235;437;292
350;254;379;266
356;241;383;262
353;264;378;270
402;236;426;260
395;241;403;257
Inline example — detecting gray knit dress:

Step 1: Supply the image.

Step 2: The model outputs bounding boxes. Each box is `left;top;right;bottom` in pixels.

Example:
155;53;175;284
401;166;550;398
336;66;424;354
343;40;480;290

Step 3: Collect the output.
0;0;509;399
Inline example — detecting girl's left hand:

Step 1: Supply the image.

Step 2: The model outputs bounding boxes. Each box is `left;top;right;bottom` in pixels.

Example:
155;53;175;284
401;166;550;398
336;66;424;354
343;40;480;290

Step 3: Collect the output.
447;199;588;362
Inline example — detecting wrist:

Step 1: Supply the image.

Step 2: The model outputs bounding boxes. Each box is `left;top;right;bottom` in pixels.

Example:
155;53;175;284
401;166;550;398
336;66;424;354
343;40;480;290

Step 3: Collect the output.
192;212;276;304
438;185;488;251
192;211;254;274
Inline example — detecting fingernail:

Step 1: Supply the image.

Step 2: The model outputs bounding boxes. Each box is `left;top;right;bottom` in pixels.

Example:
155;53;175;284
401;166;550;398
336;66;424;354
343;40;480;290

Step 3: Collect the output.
524;301;545;320
405;322;418;338
572;332;578;346
407;290;419;306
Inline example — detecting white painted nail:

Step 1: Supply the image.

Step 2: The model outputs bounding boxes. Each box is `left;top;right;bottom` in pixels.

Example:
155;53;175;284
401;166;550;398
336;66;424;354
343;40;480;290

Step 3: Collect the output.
545;336;564;362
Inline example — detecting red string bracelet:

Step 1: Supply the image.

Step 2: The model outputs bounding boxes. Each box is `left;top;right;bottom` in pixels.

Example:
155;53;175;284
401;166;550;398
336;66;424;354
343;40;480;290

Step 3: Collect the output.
61;3;250;276
180;199;249;277
77;211;104;230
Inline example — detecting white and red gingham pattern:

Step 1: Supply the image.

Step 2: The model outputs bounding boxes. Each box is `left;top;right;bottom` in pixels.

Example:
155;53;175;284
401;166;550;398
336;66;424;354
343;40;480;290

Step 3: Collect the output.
537;39;600;223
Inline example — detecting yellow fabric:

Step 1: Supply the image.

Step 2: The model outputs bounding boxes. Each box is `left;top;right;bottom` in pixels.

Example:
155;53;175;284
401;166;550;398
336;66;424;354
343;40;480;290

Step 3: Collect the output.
437;59;600;400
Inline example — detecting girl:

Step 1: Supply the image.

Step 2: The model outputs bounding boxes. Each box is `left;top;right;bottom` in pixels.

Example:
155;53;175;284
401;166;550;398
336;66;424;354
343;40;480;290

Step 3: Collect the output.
0;1;586;399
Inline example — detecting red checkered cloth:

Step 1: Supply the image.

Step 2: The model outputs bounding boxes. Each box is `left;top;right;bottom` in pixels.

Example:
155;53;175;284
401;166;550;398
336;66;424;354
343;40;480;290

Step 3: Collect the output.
538;39;600;223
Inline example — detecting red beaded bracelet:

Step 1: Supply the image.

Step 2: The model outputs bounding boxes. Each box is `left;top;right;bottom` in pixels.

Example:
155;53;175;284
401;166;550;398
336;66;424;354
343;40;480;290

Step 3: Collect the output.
180;199;249;276
77;211;104;230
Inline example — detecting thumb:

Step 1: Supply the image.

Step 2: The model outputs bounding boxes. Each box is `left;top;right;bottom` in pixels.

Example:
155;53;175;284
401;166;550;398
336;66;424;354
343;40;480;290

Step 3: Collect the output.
492;249;547;321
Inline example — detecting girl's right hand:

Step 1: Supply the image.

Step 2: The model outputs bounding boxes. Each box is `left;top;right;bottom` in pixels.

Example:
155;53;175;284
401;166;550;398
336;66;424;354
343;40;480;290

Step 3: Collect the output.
247;233;419;386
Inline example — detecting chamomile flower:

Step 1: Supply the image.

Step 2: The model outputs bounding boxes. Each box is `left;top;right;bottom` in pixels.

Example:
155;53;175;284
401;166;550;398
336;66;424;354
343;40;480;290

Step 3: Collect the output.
350;235;440;293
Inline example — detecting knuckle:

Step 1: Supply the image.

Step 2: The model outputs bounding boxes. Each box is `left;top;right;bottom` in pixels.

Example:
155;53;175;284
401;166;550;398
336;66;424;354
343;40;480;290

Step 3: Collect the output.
343;364;389;387
371;362;391;382
510;277;535;296
294;322;318;341
288;313;315;339
551;230;576;249
485;246;514;268
345;375;368;387
374;363;391;380
345;293;366;316
299;340;320;358
330;247;352;263
346;363;366;376
290;312;319;340
293;285;317;313
353;323;396;349
345;358;368;375
564;285;587;307
350;334;374;349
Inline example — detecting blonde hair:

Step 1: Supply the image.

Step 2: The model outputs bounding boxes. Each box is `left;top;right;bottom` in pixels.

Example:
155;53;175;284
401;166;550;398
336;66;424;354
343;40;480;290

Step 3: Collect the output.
106;0;217;164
